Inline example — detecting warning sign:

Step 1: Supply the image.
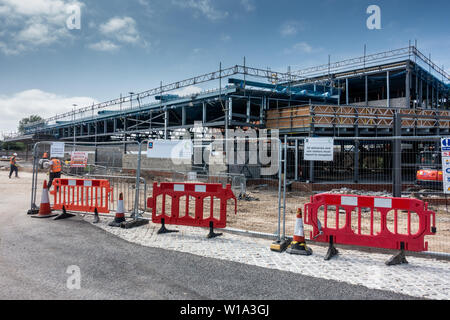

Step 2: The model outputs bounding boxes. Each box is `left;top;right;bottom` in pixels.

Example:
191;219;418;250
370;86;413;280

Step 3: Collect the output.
70;152;89;168
147;140;193;160
50;142;65;158
441;138;450;194
304;138;334;161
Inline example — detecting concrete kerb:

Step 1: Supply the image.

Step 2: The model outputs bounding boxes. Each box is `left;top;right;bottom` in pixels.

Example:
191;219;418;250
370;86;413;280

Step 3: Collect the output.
220;227;450;262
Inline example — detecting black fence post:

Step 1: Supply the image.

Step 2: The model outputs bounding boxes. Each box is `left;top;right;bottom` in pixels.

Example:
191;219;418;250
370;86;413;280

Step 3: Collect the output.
393;113;402;197
354;140;359;183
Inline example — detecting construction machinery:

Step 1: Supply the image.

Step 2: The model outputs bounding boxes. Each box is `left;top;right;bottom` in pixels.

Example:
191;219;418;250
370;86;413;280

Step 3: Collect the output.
416;147;442;189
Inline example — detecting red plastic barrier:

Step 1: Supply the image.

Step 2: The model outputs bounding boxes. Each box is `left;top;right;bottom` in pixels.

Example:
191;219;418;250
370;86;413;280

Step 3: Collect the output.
148;182;237;228
304;193;436;252
50;178;113;214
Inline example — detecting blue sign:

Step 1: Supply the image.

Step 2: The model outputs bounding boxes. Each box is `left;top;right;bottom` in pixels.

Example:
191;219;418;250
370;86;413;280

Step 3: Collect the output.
442;138;450;151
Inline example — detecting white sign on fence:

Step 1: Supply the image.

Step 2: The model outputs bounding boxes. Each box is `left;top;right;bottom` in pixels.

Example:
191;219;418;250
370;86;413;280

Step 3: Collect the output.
147;140;193;160
304;138;334;161
50;142;65;158
70;151;88;168
441;138;450;194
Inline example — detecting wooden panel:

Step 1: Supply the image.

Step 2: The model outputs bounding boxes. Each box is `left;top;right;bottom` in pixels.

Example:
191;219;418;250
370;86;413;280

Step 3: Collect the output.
266;105;450;131
266;106;311;129
439;111;450;128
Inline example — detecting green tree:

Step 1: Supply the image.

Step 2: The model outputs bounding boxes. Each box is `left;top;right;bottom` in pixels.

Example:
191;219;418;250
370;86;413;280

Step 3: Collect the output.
0;141;26;151
18;115;43;134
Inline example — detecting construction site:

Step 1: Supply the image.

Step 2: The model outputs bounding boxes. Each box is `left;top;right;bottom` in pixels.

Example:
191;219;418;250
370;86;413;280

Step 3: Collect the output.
4;45;450;188
2;0;450;306
2;46;449;244
1;44;450;301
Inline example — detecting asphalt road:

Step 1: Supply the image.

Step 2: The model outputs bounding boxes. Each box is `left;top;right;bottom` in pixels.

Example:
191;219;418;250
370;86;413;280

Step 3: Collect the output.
0;173;418;300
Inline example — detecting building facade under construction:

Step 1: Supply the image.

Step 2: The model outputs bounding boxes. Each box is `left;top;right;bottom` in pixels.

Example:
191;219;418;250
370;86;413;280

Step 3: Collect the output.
6;45;450;188
14;45;449;143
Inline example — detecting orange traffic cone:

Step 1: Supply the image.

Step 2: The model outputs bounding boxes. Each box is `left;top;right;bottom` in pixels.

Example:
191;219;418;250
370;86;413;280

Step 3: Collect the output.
32;180;58;219
109;193;126;227
286;208;312;255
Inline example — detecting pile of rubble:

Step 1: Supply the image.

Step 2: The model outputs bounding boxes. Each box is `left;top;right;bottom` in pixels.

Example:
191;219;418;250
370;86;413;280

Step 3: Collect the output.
238;192;259;201
328;188;392;198
327;187;443;200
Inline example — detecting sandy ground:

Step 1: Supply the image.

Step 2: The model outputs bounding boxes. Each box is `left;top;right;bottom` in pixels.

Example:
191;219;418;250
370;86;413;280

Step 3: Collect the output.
3;167;449;254
228;187;450;254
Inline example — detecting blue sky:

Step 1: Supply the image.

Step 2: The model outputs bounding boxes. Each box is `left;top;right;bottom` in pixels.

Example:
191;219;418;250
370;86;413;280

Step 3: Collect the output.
0;0;449;133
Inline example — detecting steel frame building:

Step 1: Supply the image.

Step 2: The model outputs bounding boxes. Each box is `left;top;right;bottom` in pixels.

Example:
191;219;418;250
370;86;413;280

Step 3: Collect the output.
9;45;450;144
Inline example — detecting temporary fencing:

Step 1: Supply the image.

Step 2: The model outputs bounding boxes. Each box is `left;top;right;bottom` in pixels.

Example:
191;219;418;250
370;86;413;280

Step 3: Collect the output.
28;136;286;235
50;178;113;214
172;171;247;197
138;136;288;243
26;136;450;257
82;175;147;215
148;182;237;237
283;136;450;255
304;193;437;264
28;141;146;225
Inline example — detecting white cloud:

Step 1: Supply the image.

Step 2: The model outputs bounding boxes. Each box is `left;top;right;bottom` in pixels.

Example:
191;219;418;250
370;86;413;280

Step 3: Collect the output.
240;0;255;12
88;40;119;52
173;86;202;96
99;17;140;44
0;89;97;132
89;16;145;51
173;0;228;21
137;0;153;15
280;21;304;37
220;34;231;42
0;41;25;55
17;23;57;45
0;0;84;55
284;42;315;55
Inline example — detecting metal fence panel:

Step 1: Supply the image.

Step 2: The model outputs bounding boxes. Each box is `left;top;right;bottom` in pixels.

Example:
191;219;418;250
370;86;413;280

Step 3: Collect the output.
29;141;146;218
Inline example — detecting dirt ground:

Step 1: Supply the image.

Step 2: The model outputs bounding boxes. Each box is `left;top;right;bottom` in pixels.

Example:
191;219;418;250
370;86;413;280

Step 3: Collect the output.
229;186;450;254
4;167;449;254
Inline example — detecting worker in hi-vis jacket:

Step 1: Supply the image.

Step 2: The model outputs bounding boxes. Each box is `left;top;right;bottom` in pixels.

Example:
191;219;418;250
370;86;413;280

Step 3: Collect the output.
48;156;62;189
9;153;19;179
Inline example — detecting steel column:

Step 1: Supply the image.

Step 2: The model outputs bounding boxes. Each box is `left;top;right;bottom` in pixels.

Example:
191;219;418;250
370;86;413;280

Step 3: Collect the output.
202;102;207;124
365;75;368;107
393;113;402;197
346;78;349;105
406;64;411;108
182;106;187;126
387;70;390;108
260;97;265;126
294;139;299;181
354;140;359;183
228;97;233;122
164;107;168;140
